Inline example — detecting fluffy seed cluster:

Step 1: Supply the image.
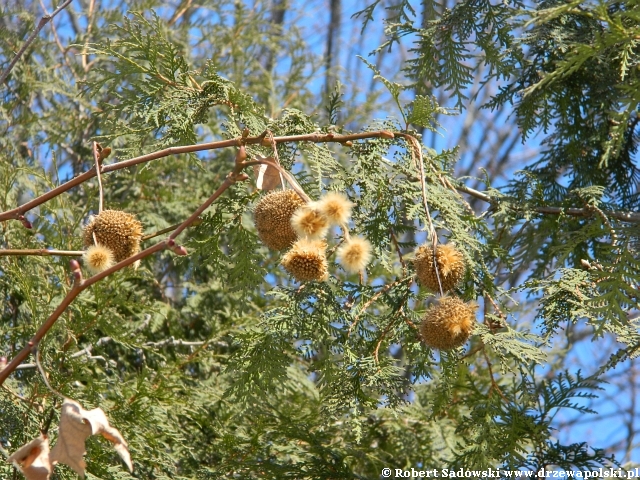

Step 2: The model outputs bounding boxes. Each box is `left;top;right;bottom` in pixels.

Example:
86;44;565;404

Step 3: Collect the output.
315;192;353;226
281;239;328;282
254;190;306;250
421;296;476;350
414;243;466;293
83;210;143;263
290;204;330;240
83;245;115;274
336;236;372;273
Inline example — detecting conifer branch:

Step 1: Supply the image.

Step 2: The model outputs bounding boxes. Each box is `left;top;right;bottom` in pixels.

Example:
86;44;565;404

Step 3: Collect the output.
456;183;640;223
0;0;74;86
0;130;393;223
0;165;249;386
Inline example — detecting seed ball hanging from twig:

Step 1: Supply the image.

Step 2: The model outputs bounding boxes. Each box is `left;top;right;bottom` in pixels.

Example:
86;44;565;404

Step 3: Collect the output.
83;210;143;263
421;296;476;350
254;190;306;250
281;239;328;282
414;243;466;293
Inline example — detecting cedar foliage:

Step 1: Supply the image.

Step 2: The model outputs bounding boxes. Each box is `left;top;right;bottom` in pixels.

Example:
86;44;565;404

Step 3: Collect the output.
0;0;638;477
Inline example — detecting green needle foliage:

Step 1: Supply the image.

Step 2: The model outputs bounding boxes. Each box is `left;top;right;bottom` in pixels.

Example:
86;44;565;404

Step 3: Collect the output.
0;0;638;478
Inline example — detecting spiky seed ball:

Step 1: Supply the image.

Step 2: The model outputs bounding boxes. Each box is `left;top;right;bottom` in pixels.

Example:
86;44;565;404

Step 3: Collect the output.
254;190;306;250
281;239;328;282
336;236;372;273
83;244;115;274
83;210;143;263
414;243;466;293
421;296;476;350
316;192;353;226
290;203;330;240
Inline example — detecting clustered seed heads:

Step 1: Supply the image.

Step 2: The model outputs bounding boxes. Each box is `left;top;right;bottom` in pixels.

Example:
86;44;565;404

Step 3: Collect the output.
281;239;328;282
83;210;143;271
254;190;306;250
414;243;466;293
254;188;373;282
421;296;477;350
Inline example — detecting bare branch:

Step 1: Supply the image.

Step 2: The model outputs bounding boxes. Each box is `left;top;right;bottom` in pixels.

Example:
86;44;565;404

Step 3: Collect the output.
0;0;74;86
0;249;83;257
0;130;394;223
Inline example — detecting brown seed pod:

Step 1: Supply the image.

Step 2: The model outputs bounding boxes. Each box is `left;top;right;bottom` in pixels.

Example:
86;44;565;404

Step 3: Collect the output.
281;239;328;282
83;210;143;263
421;296;476;350
414;243;466;293
254;190;306;250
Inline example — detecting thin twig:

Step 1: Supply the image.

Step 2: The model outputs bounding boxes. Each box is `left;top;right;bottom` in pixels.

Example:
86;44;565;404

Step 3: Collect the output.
143;337;228;348
373;307;403;366
0;249;83;256
33;345;64;399
482;347;509;403
0;0;74;85
348;279;404;337
93;142;104;213
456;183;640;223
141;221;201;242
398;133;444;296
390;228;407;275
484;293;506;330
0;130;393;223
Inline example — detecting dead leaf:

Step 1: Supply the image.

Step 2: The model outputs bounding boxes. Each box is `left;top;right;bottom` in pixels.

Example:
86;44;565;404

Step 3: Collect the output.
50;398;133;478
7;434;52;480
49;399;91;477
252;156;282;191
81;405;133;473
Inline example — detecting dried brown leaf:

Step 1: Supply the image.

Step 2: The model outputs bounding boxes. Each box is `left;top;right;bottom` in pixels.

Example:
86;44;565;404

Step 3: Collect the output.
81;406;133;472
49;398;133;478
49;399;91;477
7;434;52;480
252;157;282;191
